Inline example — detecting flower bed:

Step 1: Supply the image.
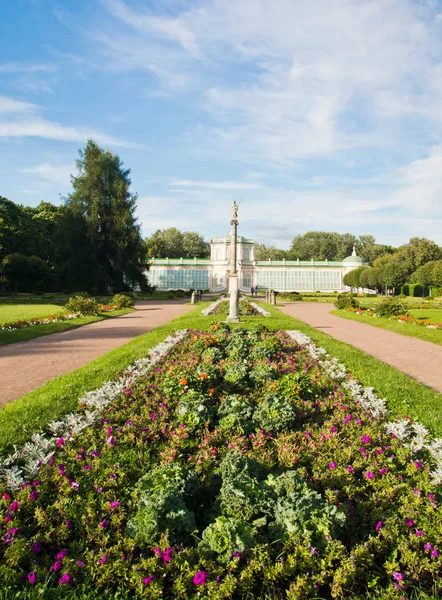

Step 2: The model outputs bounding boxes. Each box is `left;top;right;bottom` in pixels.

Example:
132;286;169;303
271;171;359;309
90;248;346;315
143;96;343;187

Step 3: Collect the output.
206;298;262;316
0;325;441;598
344;306;442;330
0;305;121;332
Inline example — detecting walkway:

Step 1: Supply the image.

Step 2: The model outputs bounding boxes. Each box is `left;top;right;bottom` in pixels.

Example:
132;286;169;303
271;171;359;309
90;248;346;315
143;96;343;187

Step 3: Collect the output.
0;300;194;405
278;302;442;394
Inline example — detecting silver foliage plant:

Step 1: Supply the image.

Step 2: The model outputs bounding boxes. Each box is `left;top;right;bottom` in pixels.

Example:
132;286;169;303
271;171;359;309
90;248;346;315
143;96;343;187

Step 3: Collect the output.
201;296;226;316
286;330;442;486
0;330;189;490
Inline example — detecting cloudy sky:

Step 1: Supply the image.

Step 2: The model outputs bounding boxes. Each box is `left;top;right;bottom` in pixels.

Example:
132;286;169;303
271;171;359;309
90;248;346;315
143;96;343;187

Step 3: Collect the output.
1;0;442;247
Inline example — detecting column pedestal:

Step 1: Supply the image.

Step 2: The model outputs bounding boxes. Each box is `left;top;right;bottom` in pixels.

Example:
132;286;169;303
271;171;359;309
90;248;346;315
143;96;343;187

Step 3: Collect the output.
227;274;240;323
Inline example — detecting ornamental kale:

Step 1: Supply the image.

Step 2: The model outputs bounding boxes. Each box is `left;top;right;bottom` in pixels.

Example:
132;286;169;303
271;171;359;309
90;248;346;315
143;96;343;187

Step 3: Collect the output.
217;394;254;433
200;515;255;562
223;361;249;386
253;393;298;433
126;463;199;545
176;390;211;430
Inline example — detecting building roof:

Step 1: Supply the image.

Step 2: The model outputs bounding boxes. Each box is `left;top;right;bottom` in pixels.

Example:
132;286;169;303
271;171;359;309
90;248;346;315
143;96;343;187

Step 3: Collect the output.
211;235;254;244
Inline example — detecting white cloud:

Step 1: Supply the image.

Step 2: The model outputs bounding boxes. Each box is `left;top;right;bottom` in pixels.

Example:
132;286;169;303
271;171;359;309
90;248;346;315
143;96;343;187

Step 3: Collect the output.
0;63;55;73
0;95;137;147
169;179;262;191
18;163;74;185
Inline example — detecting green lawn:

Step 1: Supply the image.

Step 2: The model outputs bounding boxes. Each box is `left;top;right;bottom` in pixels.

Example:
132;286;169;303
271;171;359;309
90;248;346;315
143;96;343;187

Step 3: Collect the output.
1;302;441;458
0;303;64;323
0;308;133;347
332;308;442;346
409;308;442;321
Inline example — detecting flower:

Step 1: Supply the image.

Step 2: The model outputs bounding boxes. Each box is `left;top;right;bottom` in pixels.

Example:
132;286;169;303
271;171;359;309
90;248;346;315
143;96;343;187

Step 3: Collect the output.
378;467;388;476
376;521;383;531
27;572;36;584
347;465;354;473
424;543;432;551
392;572;403;582
406;518;414;527
99;554;108;564
416;529;424;536
232;551;243;557
329;462;337;470
109;501;120;509
57;437;65;447
179;378;188;385
77;561;85;567
360;435;371;444
193;571;208;585
365;471;375;479
51;560;63;572
58;573;71;585
2;493;11;501
57;549;68;560
9;501;20;513
143;575;156;585
99;519;108;528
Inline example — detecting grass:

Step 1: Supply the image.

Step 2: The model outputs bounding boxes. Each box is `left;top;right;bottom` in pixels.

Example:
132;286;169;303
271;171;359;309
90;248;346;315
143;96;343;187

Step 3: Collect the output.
1;301;441;457
331;308;442;346
0;303;64;323
0;308;133;347
409;308;442;321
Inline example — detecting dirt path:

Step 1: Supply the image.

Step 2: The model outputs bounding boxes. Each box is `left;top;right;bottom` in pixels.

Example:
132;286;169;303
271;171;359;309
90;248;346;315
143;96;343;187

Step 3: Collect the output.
0;301;194;405
278;302;442;394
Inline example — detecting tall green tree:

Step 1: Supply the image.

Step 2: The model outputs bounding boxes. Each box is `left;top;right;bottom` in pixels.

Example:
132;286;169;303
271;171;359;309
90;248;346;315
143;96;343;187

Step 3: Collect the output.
67;140;147;293
145;228;210;258
254;243;288;260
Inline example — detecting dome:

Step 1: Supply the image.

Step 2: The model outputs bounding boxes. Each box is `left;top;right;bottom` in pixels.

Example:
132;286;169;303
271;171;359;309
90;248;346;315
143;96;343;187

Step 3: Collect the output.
343;245;365;264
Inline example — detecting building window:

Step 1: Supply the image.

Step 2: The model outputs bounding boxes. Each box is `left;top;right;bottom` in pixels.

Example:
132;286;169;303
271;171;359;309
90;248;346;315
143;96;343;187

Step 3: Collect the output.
243;248;250;261
214;273;224;288
243;273;251;289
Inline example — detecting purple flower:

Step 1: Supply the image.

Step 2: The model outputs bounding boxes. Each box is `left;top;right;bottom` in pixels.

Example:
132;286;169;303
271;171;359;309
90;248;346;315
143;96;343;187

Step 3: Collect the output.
77;561;85;567
406;518;414;527
232;551;243;557
360;435;371;444
99;519;108;528
106;436;116;447
416;529;424;536
71;481;79;491
151;413;156;421
57;437;65;447
30;490;38;501
414;460;422;470
378;468;388;476
99;554;108;564
51;560;63;572
7;527;19;536
344;414;352;423
9;501;20;513
27;572;36;584
65;521;72;529
57;549;68;560
432;548;439;558
329;462;337;470
109;501;120;509
424;543;432;551
31;542;42;553
347;465;354;473
58;573;71;585
392;572;403;582
143;575;156;585
376;521;383;531
365;471;375;480
193;571;208;585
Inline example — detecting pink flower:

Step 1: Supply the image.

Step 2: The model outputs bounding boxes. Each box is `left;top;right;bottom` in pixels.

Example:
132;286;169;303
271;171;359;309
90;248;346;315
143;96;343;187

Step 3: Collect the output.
57;549;68;560
51;560;62;572
344;414;352;423
77;560;85;567
99;519;108;528
193;571;208;585
376;521;383;531
365;471;375;479
30;490;38;501
58;573;71;585
31;542;42;553
27;572;36;584
378;468;388;476
57;437;65;447
2;493;11;501
143;575;156;585
65;521;72;529
392;572;403;582
106;436;116;447
414;460;422;470
151;413;156;421
109;501;120;509
360;435;371;444
432;548;439;558
99;554;108;564
329;462;337;470
406;518;414;527
347;465;354;473
416;530;424;536
9;501;20;513
424;543;432;551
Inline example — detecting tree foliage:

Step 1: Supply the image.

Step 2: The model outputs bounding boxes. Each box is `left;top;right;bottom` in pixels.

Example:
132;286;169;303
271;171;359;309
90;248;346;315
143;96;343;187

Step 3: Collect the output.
145;228;210;258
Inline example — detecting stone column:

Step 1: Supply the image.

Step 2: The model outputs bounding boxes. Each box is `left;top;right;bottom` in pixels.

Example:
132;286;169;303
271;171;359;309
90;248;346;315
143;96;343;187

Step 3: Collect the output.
227;201;240;323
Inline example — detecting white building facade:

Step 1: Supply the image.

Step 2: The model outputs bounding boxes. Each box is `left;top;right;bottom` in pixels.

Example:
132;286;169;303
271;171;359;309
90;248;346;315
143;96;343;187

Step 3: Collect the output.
148;234;365;292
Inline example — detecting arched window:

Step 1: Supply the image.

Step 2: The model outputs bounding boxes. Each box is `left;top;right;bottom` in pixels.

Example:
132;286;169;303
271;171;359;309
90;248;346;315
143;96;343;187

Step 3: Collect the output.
243;273;251;289
214;273;224;288
243;248;250;261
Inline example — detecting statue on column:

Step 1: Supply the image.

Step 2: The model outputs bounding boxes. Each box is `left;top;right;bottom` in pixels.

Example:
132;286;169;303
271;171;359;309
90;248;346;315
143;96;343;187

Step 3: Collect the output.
232;200;239;220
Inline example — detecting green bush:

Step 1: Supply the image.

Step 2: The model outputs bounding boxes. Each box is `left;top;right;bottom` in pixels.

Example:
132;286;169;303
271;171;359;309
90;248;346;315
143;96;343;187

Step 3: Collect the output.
65;295;100;315
112;293;135;308
334;293;359;310
375;297;409;317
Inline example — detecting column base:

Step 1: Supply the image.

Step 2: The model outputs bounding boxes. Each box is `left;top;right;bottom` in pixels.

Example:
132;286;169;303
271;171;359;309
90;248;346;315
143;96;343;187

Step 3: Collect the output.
226;315;241;323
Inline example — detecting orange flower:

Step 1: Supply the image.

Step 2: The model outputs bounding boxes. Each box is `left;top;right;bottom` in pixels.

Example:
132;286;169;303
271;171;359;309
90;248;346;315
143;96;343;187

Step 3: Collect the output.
193;335;198;341
199;372;208;379
179;378;188;385
209;388;215;396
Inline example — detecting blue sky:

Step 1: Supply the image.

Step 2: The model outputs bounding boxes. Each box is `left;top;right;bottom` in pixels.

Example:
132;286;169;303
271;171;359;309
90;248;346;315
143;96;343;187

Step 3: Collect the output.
1;0;442;248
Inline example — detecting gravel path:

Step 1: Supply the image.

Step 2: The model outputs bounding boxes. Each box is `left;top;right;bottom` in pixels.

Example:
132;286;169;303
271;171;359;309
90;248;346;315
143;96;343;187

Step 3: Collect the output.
278;302;442;394
0;300;194;405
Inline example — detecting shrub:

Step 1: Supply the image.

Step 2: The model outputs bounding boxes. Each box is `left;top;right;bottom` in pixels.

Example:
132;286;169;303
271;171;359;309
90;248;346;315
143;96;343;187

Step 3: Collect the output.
65;295;100;315
375;297;409;317
335;293;359;310
112;293;135;308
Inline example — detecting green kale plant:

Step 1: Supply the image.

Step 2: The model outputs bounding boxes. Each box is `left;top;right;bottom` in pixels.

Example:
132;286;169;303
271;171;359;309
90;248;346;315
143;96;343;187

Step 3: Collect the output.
200;516;255;562
253;393;298;432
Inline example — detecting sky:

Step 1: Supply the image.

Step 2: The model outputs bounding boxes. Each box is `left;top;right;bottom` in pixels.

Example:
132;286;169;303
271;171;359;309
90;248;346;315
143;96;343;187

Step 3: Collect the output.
1;0;442;249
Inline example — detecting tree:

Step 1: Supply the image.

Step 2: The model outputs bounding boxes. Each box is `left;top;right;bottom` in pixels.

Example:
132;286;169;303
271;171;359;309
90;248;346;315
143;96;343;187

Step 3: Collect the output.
380;260;409;295
396;238;442;273
411;261;437;295
343;266;369;291
2;253;51;293
66;140;147;293
145;228;210;258
254;243;287;260
432;261;442;289
357;235;394;265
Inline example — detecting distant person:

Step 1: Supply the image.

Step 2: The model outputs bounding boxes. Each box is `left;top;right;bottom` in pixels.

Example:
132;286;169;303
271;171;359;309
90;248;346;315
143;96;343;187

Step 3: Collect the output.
251;286;255;297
